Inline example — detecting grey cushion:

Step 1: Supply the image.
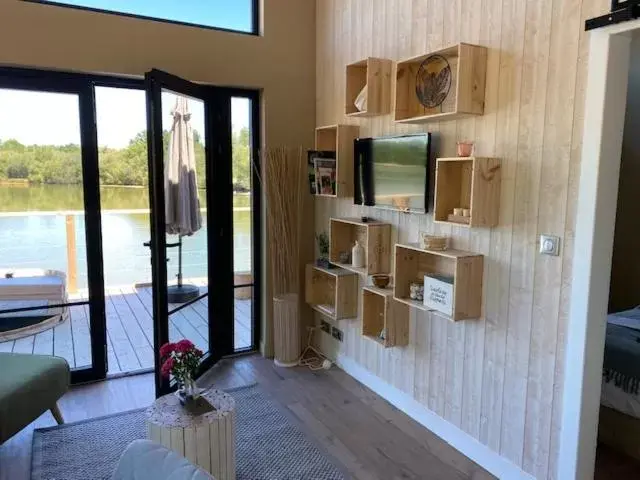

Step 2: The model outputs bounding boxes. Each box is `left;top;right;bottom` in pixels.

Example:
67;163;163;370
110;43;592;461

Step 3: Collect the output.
112;440;215;480
0;353;69;443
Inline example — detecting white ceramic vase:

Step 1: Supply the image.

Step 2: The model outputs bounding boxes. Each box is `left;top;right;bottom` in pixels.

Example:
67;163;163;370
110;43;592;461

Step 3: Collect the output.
352;241;365;268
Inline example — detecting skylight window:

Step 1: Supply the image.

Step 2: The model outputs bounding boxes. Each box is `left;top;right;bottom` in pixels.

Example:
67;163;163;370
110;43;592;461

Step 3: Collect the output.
36;0;256;34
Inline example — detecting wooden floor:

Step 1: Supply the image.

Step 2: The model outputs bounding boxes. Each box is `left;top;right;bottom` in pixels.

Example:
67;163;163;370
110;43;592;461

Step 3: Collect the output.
0;283;252;375
0;354;496;480
0;354;637;479
595;443;640;480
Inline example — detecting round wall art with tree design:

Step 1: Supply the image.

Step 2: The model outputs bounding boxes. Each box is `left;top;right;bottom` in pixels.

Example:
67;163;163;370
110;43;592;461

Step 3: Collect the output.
415;54;452;110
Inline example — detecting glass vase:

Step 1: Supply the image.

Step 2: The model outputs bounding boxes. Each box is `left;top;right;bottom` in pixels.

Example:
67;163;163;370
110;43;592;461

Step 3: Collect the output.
186;376;200;398
177;375;200;405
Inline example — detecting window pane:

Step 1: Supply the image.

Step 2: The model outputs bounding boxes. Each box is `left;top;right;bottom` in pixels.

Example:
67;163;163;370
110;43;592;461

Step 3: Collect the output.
232;97;253;350
161;91;210;356
96;86;155;375
0;88;92;371
43;0;255;33
234;286;252;350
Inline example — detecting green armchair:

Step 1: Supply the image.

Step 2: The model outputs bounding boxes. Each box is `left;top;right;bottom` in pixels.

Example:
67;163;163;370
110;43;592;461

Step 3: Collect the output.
0;353;70;443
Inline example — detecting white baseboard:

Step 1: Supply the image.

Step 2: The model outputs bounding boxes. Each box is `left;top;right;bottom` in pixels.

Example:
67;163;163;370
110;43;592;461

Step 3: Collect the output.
336;354;535;480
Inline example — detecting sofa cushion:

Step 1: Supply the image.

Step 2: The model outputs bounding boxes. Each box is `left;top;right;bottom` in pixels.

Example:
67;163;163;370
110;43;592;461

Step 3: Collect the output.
0;353;69;443
112;439;215;480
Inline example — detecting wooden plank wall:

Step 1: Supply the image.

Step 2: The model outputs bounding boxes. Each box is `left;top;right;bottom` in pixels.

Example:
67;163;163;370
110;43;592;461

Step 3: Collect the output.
314;1;609;478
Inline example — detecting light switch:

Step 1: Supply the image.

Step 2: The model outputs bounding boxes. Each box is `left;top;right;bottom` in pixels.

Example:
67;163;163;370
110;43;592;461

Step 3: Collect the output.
539;235;560;256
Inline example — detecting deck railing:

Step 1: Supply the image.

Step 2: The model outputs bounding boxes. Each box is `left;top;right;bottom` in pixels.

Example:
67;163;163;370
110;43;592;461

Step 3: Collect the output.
62;213;252;297
65;214;78;293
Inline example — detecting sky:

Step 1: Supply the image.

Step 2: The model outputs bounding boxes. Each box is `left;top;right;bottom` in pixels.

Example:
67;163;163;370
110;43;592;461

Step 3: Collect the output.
0;87;250;148
45;0;253;32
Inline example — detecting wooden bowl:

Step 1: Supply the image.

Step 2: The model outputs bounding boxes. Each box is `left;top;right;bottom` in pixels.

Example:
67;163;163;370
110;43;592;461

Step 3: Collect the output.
371;274;391;289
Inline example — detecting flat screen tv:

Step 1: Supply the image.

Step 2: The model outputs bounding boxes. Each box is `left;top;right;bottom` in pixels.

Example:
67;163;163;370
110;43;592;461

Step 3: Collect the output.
354;133;431;213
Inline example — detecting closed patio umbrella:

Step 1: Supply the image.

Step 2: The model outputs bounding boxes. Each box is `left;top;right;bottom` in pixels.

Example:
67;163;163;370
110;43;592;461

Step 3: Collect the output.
165;95;202;303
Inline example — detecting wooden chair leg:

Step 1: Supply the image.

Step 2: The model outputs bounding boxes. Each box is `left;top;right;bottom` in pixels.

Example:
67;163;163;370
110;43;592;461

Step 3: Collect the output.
50;403;64;425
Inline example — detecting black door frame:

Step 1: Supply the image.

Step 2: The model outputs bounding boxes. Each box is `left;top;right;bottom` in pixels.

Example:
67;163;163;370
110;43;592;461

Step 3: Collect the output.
145;70;227;396
0;67;262;389
0;68;107;383
146;69;259;396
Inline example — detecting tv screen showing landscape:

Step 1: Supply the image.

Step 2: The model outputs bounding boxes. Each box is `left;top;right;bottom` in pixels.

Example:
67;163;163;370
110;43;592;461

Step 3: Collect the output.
370;134;430;212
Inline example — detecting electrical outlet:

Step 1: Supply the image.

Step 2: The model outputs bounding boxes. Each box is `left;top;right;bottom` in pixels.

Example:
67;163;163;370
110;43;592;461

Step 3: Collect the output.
331;326;343;342
320;319;331;334
539;234;560;256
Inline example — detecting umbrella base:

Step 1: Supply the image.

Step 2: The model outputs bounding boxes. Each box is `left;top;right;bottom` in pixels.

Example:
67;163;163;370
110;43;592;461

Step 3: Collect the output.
167;284;200;304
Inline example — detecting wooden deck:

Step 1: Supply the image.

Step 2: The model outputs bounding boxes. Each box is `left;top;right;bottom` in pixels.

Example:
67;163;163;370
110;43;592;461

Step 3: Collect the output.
0;283;252;375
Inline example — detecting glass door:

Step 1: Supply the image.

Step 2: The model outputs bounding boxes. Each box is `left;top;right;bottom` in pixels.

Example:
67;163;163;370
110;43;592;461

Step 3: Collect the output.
145;70;234;396
0;67;261;389
0;72;107;383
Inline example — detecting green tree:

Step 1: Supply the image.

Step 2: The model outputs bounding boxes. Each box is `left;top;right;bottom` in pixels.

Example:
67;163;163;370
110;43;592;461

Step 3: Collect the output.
0;125;251;189
232;128;251;191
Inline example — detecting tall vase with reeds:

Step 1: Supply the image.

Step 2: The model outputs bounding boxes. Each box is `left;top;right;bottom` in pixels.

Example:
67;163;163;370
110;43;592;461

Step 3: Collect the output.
263;147;304;367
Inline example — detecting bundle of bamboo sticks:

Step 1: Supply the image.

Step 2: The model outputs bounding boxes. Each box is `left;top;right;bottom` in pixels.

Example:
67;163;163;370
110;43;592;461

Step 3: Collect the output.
262;147;305;296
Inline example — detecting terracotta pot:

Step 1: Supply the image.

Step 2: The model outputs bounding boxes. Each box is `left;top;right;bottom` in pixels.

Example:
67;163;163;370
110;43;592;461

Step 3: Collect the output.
456;142;474;157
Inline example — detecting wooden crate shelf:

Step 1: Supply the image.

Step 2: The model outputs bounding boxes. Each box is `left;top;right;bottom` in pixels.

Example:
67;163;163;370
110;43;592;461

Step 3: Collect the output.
346;57;393;117
434;157;501;228
393;243;483;321
314;124;359;197
329;217;391;276
305;264;358;320
362;285;409;348
394;43;487;124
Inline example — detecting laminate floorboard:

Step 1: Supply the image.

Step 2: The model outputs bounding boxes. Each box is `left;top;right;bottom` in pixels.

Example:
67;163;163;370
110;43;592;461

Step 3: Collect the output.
2;354;628;480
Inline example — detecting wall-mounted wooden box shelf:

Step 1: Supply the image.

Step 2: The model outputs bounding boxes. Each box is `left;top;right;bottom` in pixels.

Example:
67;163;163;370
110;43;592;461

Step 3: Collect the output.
314;124;359;198
362;285;409;348
329;217;391;275
434;157;501;228
346;57;393;117
394;43;487;124
305;264;358;320
393;243;483;321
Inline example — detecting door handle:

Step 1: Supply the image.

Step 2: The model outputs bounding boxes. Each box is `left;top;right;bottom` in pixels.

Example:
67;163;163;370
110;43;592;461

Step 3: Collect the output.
145;240;181;248
143;241;170;262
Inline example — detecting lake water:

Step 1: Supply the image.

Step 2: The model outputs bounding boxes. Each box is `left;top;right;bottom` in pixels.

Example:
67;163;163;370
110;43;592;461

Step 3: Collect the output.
0;185;252;289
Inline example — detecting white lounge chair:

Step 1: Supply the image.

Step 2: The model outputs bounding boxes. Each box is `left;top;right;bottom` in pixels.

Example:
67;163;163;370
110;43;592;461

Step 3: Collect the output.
0;269;69;342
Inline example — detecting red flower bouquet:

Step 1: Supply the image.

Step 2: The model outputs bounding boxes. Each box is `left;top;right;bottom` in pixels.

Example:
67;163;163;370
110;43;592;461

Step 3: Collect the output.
159;339;203;399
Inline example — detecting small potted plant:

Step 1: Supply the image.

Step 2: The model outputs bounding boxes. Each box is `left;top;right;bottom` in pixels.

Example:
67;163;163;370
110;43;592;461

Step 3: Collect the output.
160;339;204;404
316;232;332;269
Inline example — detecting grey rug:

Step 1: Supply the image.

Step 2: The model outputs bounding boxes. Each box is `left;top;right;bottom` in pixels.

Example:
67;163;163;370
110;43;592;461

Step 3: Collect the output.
32;385;346;480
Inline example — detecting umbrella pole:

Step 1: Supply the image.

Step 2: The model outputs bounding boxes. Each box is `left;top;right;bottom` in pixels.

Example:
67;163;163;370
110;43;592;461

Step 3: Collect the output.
166;235;198;304
177;235;183;287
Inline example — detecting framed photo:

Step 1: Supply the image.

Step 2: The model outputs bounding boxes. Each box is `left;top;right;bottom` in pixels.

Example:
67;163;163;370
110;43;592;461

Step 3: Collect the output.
307;150;336;195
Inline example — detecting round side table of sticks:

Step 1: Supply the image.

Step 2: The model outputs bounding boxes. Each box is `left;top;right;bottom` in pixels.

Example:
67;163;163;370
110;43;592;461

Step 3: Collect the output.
145;389;236;480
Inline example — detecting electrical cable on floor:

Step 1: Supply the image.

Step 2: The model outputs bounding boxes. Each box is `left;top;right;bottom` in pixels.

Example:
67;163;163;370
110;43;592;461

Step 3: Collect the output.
298;326;333;371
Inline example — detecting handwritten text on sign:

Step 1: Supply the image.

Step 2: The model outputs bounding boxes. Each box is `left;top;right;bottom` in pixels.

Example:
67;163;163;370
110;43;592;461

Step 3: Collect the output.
424;275;453;316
